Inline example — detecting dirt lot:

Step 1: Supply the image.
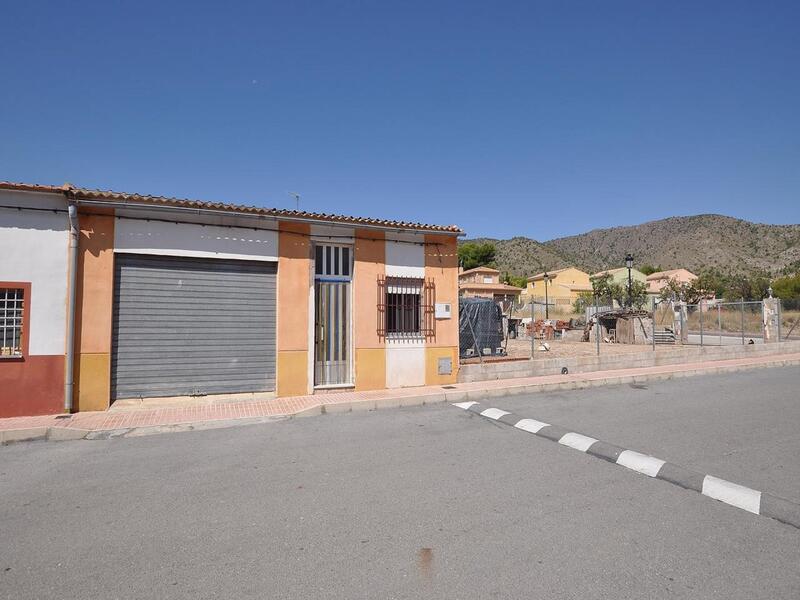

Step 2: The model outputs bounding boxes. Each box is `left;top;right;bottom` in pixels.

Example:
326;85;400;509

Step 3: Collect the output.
461;337;673;363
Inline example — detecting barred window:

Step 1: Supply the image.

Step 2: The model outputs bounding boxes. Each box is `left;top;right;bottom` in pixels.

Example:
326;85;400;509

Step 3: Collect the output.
1;288;25;357
378;276;435;337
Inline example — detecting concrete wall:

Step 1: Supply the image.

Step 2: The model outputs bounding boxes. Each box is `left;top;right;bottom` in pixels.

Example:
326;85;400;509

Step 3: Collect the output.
354;230;386;391
458;340;800;383
424;234;459;386
276;222;312;397
73;212;116;411
0;191;68;417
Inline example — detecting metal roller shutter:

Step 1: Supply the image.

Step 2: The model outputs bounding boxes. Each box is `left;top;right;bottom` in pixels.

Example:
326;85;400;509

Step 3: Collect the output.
111;254;277;400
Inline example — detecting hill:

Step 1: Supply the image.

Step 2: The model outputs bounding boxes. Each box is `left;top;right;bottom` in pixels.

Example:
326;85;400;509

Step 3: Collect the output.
463;215;800;278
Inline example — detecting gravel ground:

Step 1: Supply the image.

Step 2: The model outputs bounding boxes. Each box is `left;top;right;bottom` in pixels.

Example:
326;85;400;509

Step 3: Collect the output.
463;337;678;362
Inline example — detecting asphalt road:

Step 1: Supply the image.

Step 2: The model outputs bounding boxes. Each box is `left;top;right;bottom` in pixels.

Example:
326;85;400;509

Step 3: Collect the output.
686;333;763;345
1;367;799;599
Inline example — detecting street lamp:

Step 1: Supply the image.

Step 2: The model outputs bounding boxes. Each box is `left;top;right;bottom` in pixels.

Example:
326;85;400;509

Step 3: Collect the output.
543;271;551;319
625;253;634;308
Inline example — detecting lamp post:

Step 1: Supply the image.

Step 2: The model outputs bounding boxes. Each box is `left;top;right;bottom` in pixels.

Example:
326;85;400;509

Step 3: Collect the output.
543;271;551;319
625;253;634;308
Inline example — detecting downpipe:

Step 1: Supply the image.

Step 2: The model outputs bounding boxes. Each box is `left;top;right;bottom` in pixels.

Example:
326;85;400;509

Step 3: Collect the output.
64;203;79;412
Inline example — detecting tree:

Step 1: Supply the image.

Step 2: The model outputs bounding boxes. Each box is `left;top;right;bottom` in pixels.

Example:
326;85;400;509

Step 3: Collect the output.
590;273;648;309
502;272;527;288
458;242;496;270
725;273;770;301
772;273;800;299
573;291;594;314
639;264;661;276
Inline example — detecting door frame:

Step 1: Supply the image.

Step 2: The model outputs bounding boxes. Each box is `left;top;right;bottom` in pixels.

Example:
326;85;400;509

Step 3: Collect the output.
311;243;354;388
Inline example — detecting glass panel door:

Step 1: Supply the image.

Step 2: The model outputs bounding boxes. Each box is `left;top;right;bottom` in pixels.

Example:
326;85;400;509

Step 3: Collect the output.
314;244;352;386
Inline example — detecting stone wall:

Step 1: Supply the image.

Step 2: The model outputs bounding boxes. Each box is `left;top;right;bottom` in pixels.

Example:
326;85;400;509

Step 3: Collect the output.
457;340;800;383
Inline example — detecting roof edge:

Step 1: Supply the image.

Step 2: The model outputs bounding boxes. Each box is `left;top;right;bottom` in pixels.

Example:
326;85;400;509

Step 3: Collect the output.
0;181;464;235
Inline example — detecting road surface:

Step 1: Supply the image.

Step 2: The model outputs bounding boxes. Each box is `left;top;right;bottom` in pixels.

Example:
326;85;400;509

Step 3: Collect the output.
1;367;798;599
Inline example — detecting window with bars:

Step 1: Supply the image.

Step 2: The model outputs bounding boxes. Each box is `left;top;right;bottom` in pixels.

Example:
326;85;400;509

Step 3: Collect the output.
1;288;25;357
377;276;435;337
315;244;351;277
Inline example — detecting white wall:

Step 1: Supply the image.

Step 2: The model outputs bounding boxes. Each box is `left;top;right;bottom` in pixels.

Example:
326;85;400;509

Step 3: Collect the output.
0;191;68;355
386;342;426;388
383;233;427;387
115;218;279;261
385;233;425;278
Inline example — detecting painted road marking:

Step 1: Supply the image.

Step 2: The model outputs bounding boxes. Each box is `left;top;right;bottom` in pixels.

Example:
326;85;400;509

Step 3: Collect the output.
452;401;800;529
452;402;478;410
558;432;598;452
480;408;511;420
617;450;666;477
513;418;550;434
702;475;762;514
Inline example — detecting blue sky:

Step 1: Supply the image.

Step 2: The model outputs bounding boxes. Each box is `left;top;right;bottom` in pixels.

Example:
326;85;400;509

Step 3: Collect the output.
2;1;798;239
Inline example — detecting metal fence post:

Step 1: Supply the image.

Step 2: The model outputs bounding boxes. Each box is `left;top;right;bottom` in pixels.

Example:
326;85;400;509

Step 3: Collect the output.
778;299;782;342
699;302;704;347
717;303;722;346
740;297;745;345
595;295;600;356
652;300;656;352
530;301;535;358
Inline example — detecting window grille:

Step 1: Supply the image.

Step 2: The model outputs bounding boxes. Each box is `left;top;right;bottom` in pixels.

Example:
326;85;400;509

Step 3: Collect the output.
1;288;24;357
377;276;435;338
315;244;351;277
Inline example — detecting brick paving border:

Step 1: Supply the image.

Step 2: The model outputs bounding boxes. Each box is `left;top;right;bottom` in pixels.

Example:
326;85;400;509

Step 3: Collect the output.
1;351;799;444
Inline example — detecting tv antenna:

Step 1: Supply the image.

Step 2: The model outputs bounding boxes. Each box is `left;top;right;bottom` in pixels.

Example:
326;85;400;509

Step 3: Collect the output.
288;191;301;211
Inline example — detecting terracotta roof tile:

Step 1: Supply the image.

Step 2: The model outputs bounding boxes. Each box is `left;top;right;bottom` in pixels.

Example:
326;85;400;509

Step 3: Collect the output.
0;181;463;234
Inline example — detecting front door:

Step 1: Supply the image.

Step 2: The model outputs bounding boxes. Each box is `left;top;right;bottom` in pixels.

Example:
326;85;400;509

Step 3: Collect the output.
313;244;352;386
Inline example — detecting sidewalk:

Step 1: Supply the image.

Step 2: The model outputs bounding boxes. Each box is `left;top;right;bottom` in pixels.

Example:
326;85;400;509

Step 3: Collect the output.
2;351;799;443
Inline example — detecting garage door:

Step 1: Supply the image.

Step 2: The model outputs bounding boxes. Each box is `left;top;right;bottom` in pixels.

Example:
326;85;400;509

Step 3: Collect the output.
111;254;277;400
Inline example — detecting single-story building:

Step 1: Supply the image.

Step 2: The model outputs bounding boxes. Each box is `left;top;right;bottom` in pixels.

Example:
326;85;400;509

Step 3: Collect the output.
458;267;523;303
0;181;462;418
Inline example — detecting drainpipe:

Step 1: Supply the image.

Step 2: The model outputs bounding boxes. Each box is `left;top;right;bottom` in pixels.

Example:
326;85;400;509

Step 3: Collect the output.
64;202;79;412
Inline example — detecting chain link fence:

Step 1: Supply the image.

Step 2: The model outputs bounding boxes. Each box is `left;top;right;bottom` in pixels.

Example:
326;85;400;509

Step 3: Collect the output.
681;300;770;346
459;294;789;364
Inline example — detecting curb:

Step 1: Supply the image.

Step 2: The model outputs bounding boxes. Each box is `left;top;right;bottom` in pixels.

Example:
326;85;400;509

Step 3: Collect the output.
2;356;797;445
0;426;91;445
453;401;800;530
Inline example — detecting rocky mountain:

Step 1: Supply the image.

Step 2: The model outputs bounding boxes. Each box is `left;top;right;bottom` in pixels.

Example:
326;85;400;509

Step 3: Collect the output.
463;215;800;278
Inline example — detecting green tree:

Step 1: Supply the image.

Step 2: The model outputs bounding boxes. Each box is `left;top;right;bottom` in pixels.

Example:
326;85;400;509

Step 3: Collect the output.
458;242;496;270
694;270;728;299
573;291;594;313
772;273;800;299
639;264;661;276
590;273;648;309
725;273;770;301
501;272;527;288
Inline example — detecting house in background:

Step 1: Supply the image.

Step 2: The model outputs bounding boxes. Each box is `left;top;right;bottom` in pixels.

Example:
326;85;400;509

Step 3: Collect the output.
524;267;592;309
592;267;647;287
458;267;523;304
0;181;462;418
646;268;697;295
